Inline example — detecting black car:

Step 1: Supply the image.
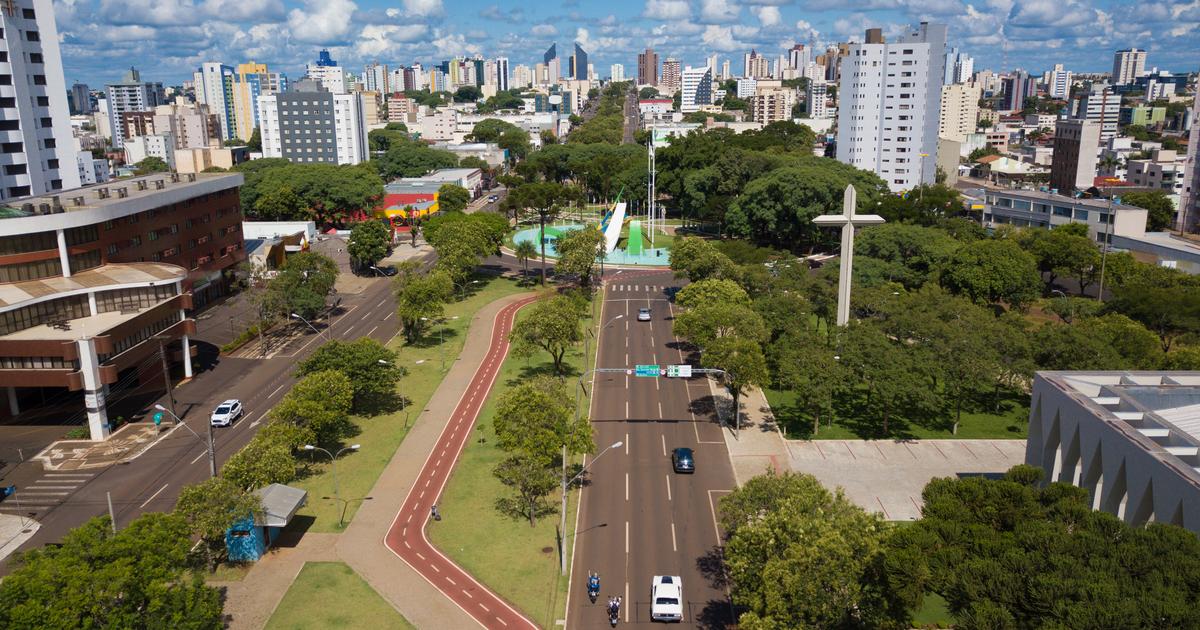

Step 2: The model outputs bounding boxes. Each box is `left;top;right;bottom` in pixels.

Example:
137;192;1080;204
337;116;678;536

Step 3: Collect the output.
671;447;695;473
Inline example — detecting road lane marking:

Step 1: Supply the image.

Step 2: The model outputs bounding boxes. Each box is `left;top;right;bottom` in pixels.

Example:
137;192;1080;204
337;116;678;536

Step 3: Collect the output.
20;491;68;496
430;564;440;573
463;589;473;599
140;483;170;508
385;311;394;320
625;582;630;622
269;383;287;398
661;434;666;456
625;521;629;554
625;434;629;454
666;475;672;501
45;473;92;477
671;522;677;551
480;603;490;613
496;618;508;627
625;400;629;418
416;552;426;561
446;576;457;586
190;450;207;465
368;325;379;336
378;299;387;308
658;401;663;418
625;473;629;501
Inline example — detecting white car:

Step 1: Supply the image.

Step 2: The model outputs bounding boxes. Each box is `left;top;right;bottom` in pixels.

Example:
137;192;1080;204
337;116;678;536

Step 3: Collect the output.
650;575;683;622
637;307;652;322
210;399;243;427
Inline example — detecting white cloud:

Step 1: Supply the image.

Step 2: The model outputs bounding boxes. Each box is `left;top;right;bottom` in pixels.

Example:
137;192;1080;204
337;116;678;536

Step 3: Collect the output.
753;6;782;26
702;25;744;50
200;0;285;21
355;24;427;57
700;0;740;23
98;0;200;26
287;0;356;44
532;24;558;36
403;0;444;17
643;0;691;20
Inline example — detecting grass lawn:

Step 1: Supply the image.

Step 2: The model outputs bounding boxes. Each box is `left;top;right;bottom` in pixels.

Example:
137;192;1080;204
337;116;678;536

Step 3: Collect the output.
912;592;953;628
764;386;1030;441
428;289;601;629
264;562;415;630
290;275;529;532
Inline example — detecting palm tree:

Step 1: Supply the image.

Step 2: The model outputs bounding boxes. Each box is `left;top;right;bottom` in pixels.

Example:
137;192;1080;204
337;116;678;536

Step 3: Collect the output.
1098;154;1124;177
514;240;537;282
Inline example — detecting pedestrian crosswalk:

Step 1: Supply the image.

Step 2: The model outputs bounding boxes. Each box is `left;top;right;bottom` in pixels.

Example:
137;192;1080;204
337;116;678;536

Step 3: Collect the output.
608;284;670;293
0;472;93;515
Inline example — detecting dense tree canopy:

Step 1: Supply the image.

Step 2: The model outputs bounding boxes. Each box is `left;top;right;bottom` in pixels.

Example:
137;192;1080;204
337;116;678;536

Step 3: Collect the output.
236;161;384;225
297;338;403;413
347;219;391;271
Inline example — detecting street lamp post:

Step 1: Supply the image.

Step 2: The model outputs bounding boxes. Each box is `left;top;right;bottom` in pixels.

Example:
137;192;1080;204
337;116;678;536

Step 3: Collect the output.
455;278;480;301
291;312;330;341
303;443;361;526
584;314;623;376
420;316;458;370
559;440;623;575
378;359;402;410
154;404;215;478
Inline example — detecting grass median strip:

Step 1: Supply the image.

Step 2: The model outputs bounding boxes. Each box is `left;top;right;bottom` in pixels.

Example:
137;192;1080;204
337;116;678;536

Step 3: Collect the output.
429;289;602;629
290;275;528;532
264;562;415;630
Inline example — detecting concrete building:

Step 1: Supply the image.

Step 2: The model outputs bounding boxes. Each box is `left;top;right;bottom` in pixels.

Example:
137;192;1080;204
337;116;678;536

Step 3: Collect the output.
174;146;248;174
980;187;1146;243
1127;149;1186;198
121;103;220;151
417;108;459;142
123;134;176;169
1001;71;1033;113
1024;371;1200;534
1048;64;1073;99
806;81;830;119
193;62;235;141
0;0;81;200
70;82;92;115
1112;49;1147;85
570;42;588;81
736;78;757;99
106;68;165;149
660;59;681;93
363;62;389;93
938;83;981;142
943;47;973;84
495;57;509;91
751;80;796;125
789;44;810;71
836;23;947;191
305;50;346;94
1076;84;1121;141
231;61;285;142
638;48;659;86
610;63;625;83
743;50;770;79
257;79;367;165
0;172;244;435
386;94;416;123
1050;119;1101;194
1180;91;1200;233
680;66;713;113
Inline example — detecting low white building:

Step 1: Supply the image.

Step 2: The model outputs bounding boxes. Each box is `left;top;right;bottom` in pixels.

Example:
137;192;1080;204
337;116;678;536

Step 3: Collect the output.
124;133;176;169
1025;371;1200;534
1127;149;1187;199
76;153;112;185
980;187;1147;244
396;168;484;197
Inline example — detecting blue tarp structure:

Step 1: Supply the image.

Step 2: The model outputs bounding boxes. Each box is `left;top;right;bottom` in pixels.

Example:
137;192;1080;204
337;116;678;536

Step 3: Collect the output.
226;483;307;562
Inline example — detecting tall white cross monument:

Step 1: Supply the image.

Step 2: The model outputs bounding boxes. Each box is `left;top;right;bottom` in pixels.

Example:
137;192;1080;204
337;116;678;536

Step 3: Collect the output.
813;184;885;326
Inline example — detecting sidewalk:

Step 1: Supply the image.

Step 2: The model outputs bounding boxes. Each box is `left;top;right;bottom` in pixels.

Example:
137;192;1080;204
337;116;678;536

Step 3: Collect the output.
217;291;533;630
708;380;791;487
0;513;39;564
33;422;166;471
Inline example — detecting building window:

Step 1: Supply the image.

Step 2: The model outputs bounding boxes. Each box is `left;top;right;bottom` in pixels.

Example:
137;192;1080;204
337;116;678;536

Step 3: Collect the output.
29;52;41;64
22;8;35;19
46;158;58;169
43;138;54;148
0;75;11;86
32;75;44;86
3;163;26;175
25;31;39;42
107;244;118;256
131;235;141;246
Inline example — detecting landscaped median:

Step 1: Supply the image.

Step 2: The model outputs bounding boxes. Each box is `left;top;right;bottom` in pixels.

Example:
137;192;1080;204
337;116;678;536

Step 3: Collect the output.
291;274;528;532
428;288;603;629
265;562;415;629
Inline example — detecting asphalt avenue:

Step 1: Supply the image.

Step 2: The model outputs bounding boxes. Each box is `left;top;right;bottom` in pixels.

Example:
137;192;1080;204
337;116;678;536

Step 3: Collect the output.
385;295;541;630
0;264;404;568
567;269;737;628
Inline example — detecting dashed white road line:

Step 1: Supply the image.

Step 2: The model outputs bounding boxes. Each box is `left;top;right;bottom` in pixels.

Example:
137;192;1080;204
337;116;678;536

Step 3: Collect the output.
139;483;170;508
671;522;678;552
665;475;672;501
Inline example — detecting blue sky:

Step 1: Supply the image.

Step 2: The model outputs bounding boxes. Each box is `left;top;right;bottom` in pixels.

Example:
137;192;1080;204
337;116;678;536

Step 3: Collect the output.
54;0;1200;87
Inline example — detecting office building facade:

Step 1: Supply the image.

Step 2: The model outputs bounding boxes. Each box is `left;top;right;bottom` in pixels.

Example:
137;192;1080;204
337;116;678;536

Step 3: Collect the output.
1050;119;1101;194
637;48;659;86
1048;64;1072;99
1112;48;1147;85
836;23;947;191
571;43;588;81
660;59;681;93
257;80;367;165
610;64;625;83
680;66;713;113
106;68;165;149
938;82;981;142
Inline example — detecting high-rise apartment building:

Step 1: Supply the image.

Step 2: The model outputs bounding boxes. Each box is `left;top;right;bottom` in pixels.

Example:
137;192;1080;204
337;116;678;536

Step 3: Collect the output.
743;50;769;79
1112;48;1147;85
513;64;532;88
495;58;510;91
660;58;681;92
106;68;166;149
938;83;981;142
364;62;389;94
680;66;713;113
257;79;366;166
0;0;80;199
1075;83;1121;141
1001;71;1032;113
721;59;731;80
1179;91;1200;232
637;48;659;86
1047;64;1072;99
942;48;973;85
610;64;625;83
120;103;219;150
789;44;810;70
305;50;346;94
193;62;235;140
806;81;830;119
836;23;947;191
571;42;588;81
1050;119;1100;193
751;80;796;124
231;61;283;142
70;82;92;115
544;43;557;65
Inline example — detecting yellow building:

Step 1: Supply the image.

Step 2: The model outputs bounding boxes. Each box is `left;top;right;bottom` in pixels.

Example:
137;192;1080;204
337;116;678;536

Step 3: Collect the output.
232;62;270;141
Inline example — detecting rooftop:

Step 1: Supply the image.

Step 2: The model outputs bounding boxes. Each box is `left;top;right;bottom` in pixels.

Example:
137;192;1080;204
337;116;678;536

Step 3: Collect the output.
0;172;243;220
984;186;1143;212
0;262;185;311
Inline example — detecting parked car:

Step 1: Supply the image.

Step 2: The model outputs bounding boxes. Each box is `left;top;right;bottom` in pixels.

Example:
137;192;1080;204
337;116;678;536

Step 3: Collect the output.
650;575;684;622
671;447;695;473
210;399;243;427
638;307;652;321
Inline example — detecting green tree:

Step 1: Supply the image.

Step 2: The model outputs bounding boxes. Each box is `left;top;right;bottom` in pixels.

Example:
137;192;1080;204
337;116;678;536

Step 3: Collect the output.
133;156;171;174
1043;295;1105;323
235;162;384;225
266;252;338;320
968;146;1000;161
395;269;453;343
669;236;739;282
174;477;261;570
437;183;471;213
702;336;769;432
270;369;354;448
1121;190;1176;232
514;239;538;282
503;182;582;284
553;227;606;289
1108;285;1200;352
493;376;594;463
939;239;1041;309
247;126;262;152
347;219;391;272
639;86;659;99
1020;228;1100;293
385;122;409;132
373;143;458;179
674;302;768;350
721;471;906;630
839;322;938;436
454;85;482;102
493;454;559;527
855;223;960;289
509;294;585;375
222;429;301;490
252;185;306;221
0;513;223;629
675;278;750;310
297;338;404;412
772;327;846;435
1031;322;1124;370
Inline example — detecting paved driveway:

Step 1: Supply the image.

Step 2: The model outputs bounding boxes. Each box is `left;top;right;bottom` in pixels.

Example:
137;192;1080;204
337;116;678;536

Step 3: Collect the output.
785;439;1027;521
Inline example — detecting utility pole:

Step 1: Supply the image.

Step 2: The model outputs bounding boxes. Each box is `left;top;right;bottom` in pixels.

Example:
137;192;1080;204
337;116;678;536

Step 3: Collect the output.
157;339;176;419
1097;195;1116;303
107;491;117;533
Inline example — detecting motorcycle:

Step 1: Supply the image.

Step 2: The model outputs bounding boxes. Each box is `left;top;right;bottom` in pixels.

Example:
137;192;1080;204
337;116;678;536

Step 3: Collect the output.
587;572;600;604
608;597;621;627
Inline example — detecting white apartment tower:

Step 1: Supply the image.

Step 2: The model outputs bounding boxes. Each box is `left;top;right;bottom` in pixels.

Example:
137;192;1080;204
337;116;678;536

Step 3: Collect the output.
680;66;713;113
106;68;165;149
1048;64;1072;99
1112;48;1146;86
610;64;625;83
495;57;510;91
943;47;973;84
193;62;235;140
938;83;981;142
257;79;366;166
1179;90;1200;232
806;81;830;119
0;0;80;199
364;62;389;94
836;23;947;192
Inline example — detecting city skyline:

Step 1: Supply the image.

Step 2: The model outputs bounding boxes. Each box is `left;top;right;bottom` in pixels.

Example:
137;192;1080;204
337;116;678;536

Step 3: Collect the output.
57;0;1200;86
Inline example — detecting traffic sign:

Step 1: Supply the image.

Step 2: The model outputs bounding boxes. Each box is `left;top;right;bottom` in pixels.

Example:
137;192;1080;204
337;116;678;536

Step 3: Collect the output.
635;364;660;377
667;365;692;378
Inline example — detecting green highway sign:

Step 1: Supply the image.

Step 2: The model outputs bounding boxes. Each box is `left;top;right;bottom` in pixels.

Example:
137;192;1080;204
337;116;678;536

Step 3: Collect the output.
635;364;660;377
667;365;693;378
